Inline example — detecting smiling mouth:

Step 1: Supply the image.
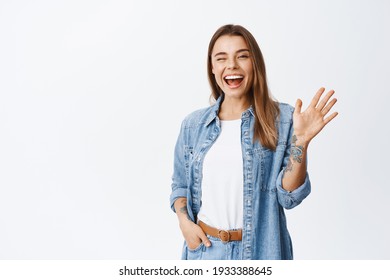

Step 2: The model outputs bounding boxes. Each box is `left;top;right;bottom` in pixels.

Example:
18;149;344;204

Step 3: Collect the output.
224;75;244;88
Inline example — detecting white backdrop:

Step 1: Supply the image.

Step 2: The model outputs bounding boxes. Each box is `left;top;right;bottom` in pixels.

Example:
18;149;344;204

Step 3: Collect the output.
1;0;389;259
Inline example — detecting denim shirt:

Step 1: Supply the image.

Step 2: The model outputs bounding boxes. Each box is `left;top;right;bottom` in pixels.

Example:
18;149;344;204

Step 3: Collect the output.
170;96;311;260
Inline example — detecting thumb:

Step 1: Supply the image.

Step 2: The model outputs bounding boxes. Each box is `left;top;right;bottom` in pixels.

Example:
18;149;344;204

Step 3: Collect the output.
198;229;211;247
294;99;303;115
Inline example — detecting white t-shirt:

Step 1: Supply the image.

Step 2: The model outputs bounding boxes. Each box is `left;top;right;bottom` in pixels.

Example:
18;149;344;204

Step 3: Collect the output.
197;119;243;230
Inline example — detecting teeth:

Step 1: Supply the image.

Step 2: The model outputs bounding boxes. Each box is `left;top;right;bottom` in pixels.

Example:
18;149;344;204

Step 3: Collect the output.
225;75;244;80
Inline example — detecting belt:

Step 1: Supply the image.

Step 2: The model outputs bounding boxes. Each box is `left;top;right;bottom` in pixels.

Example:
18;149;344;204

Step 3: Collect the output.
198;220;242;243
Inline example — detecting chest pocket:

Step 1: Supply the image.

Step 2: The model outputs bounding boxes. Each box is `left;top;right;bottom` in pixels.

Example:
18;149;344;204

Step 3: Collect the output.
253;147;274;191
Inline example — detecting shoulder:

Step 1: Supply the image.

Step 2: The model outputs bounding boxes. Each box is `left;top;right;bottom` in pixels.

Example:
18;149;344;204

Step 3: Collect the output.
181;104;216;128
277;102;294;124
276;102;294;143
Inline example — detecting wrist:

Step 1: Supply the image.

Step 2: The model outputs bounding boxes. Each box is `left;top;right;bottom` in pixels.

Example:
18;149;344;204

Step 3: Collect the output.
179;218;194;230
291;134;310;147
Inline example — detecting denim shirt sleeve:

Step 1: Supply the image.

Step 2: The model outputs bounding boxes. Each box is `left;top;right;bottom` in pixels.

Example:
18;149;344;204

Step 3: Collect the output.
275;115;311;210
170;119;188;212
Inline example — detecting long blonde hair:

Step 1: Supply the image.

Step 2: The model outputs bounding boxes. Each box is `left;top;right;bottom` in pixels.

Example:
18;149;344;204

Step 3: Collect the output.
207;24;280;150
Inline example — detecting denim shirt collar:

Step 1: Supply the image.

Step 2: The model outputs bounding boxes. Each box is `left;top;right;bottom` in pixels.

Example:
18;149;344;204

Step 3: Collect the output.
205;94;255;127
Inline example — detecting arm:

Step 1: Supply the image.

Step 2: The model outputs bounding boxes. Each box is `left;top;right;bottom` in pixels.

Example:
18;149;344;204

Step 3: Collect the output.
282;87;338;192
170;120;210;249
281;134;308;192
173;198;210;249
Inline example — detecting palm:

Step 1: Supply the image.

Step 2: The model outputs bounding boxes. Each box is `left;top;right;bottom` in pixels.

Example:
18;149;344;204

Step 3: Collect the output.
293;87;338;143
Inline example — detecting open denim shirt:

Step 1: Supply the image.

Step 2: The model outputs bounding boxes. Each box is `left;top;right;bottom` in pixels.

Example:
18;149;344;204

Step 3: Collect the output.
170;96;311;259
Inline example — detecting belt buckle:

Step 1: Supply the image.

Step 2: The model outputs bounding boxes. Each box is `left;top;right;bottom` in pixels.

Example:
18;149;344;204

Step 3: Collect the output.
218;229;230;244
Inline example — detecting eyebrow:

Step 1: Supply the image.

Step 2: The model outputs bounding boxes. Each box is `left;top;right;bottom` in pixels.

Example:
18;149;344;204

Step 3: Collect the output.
214;49;250;57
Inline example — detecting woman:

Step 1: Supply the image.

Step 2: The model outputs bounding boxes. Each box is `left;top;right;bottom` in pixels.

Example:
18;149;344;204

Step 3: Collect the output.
170;24;338;260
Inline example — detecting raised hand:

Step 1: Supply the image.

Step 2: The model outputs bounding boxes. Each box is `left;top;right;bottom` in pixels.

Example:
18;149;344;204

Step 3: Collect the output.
293;87;338;144
282;87;338;191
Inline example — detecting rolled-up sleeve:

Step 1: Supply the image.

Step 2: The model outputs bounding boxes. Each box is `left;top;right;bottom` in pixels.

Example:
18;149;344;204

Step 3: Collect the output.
169;120;188;212
276;171;311;209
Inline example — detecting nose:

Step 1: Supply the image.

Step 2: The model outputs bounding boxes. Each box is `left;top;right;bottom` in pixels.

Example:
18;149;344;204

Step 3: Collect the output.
227;57;238;69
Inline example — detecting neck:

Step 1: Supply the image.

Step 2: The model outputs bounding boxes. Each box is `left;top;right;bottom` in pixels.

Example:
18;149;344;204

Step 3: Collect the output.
218;96;250;120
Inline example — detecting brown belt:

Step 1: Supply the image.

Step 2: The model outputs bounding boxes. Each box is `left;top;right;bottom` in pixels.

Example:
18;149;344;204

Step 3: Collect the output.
198;220;242;243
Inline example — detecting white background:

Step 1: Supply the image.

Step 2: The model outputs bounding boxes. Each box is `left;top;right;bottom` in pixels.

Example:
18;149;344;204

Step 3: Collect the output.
0;0;389;259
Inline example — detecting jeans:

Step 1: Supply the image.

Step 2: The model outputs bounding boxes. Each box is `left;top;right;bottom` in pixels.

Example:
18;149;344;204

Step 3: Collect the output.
183;235;243;260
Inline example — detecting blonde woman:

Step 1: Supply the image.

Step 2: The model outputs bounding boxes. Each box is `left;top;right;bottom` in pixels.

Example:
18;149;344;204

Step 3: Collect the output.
170;24;338;260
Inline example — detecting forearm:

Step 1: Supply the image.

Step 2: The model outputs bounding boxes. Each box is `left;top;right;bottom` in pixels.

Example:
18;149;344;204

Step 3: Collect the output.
173;198;210;248
173;198;192;224
282;134;309;192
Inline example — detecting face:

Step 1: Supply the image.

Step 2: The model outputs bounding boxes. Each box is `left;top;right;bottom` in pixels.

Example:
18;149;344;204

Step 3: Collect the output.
211;35;253;100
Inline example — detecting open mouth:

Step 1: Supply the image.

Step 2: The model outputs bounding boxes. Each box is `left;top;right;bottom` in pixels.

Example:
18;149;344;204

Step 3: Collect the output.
224;75;244;88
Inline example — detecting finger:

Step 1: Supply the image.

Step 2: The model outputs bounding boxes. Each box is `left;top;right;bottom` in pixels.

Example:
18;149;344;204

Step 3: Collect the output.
187;238;202;250
309;87;325;108
324;111;338;125
294;99;303;115
197;228;211;247
321;98;337;116
316;89;335;111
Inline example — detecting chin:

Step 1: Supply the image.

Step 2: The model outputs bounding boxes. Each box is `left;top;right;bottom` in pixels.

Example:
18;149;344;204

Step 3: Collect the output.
223;90;247;99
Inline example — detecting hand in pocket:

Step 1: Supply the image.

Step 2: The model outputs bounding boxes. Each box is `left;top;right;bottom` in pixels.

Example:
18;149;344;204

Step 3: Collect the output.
180;220;211;250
